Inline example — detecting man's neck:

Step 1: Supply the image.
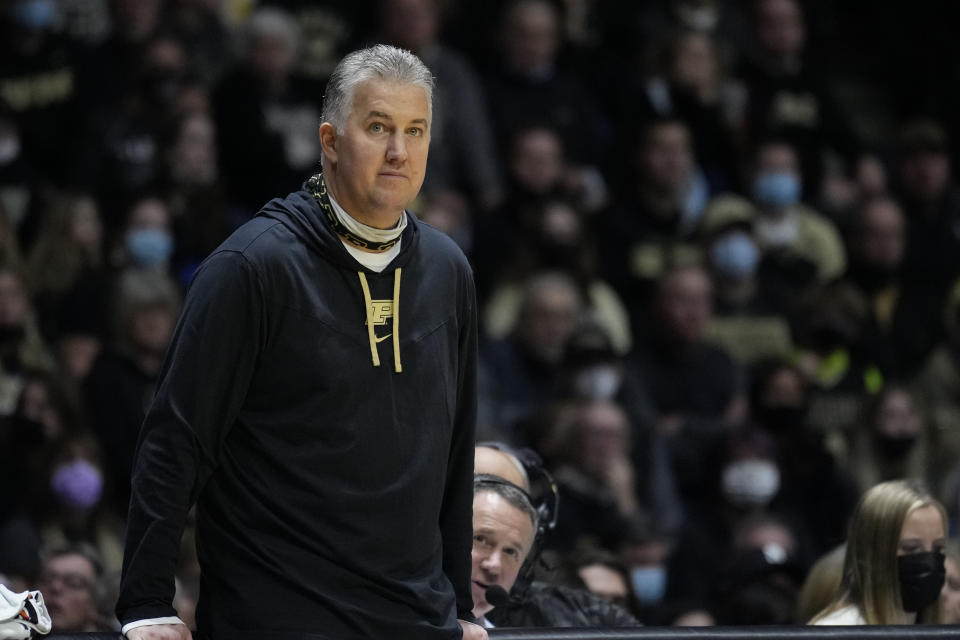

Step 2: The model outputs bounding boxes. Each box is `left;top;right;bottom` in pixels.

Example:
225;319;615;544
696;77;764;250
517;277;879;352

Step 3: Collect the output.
322;177;407;254
325;172;403;230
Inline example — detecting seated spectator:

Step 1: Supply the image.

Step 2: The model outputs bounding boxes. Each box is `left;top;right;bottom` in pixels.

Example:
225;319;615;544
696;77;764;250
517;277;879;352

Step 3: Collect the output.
479;271;584;440
474;124;607;299
483;0;611;168
84;269;180;517
160;0;232;86
630;263;745;500
27;191;110;346
714;515;805;625
630;28;743;191
749;138;846;289
470;474;540;628
810;480;947;624
666;427;809;611
37;434;125;575
617;516;673;617
159;111;232;283
37;544;110;632
113;196;175;275
841;194;944;378
549;400;650;553
214;7;324;215
793;281;881;446
555;324;682;533
75;34;191;225
848;386;934;495
737;0;861;192
699;195;793;364
597;118;706;329
481;197;631;354
0;369;80;527
76;0;165;115
894;119;960;289
748;359;858;554
470;475;640;629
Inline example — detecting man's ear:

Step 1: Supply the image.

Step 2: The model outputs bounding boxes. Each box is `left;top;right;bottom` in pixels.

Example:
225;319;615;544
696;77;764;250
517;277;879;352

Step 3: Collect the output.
319;122;338;163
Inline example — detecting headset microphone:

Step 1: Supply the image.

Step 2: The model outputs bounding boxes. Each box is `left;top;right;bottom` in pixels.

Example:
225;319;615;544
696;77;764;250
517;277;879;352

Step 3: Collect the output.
484;585;513;609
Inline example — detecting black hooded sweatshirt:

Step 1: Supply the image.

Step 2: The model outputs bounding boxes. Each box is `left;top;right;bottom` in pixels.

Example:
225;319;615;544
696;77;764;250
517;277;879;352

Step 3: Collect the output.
116;185;478;639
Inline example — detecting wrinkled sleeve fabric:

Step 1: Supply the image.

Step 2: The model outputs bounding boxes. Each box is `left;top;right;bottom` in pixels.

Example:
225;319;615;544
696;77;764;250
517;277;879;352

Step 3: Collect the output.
116;251;266;626
442;265;479;622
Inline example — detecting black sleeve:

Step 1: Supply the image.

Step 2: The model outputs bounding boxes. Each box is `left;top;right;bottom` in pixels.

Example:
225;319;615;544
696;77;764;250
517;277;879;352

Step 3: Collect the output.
115;251;266;625
440;264;479;621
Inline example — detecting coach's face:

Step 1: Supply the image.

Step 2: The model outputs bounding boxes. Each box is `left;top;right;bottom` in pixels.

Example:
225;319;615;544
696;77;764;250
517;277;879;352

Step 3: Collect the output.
320;78;430;229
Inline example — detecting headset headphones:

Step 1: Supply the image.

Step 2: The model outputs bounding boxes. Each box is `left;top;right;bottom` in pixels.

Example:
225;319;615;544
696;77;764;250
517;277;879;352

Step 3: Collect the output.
475;441;559;543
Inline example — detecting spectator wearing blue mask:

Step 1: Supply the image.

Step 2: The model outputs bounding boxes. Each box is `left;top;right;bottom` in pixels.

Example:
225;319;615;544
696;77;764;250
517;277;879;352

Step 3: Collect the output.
749;138;845;296
698;194;793;366
117;196;174;274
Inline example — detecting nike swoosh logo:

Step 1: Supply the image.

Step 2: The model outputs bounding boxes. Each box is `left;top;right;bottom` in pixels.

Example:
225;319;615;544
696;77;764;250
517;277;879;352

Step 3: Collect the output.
375;334;392;343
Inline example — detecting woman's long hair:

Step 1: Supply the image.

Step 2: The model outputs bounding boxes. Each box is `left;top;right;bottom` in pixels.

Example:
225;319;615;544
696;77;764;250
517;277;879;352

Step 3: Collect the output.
811;480;945;624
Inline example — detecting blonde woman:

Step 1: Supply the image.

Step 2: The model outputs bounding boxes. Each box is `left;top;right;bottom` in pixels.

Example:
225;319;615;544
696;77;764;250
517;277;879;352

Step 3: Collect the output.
810;480;946;624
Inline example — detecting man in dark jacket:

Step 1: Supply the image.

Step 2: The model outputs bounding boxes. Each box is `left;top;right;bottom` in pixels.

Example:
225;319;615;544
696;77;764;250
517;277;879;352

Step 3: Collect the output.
473;447;640;628
116;45;483;640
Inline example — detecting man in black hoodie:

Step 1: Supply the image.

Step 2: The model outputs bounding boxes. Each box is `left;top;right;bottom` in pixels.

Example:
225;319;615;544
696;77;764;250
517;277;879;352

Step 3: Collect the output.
117;44;484;640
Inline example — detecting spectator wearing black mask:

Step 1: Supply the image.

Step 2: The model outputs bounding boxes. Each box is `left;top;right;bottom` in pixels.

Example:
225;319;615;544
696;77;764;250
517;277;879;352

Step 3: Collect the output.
810;480;946;625
848;386;933;496
749;359;857;555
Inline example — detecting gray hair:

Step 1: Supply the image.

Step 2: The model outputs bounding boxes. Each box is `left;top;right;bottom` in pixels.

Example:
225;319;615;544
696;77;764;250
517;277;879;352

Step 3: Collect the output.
321;44;434;132
474;474;539;533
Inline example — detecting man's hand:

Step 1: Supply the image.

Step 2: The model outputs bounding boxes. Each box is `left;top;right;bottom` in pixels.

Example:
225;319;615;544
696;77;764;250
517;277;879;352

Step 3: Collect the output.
458;619;488;640
126;623;192;640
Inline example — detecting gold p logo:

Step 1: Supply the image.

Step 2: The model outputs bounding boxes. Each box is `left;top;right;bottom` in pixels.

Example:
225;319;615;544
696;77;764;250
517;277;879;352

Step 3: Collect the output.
368;300;394;326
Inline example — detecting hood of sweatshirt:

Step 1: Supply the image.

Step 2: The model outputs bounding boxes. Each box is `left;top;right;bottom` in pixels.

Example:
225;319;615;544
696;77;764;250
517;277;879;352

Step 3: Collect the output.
257;178;421;373
256;178;421;272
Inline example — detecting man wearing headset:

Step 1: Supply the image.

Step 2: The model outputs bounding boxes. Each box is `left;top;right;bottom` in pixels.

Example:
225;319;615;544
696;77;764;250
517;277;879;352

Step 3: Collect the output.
473;444;640;627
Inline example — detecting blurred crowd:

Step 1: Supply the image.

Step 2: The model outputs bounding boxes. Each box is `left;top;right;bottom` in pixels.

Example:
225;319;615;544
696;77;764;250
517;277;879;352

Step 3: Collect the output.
2;0;960;631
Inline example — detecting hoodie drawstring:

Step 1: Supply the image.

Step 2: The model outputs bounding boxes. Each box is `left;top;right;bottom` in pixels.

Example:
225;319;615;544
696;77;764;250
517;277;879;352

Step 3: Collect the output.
391;267;402;373
358;269;402;373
